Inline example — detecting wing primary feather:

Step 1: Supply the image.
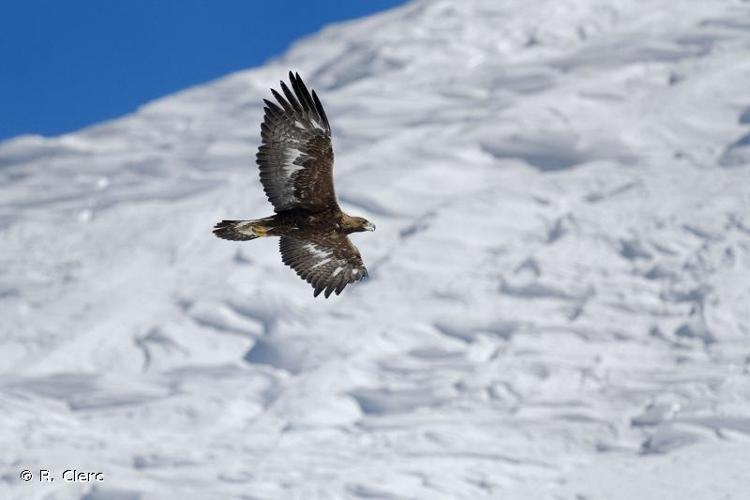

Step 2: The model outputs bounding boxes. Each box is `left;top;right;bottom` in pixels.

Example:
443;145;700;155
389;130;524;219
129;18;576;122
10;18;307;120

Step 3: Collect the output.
335;278;348;295
260;121;271;134
280;81;303;115
270;88;295;117
263;99;284;119
311;90;330;132
292;72;317;118
289;72;305;110
324;275;342;298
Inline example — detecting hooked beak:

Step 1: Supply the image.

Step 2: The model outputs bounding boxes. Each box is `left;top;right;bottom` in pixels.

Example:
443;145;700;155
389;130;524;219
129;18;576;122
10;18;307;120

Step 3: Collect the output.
365;222;376;232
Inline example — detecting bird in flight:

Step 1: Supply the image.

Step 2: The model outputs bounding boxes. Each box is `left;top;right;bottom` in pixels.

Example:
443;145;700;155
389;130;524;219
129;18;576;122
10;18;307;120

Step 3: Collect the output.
213;72;375;298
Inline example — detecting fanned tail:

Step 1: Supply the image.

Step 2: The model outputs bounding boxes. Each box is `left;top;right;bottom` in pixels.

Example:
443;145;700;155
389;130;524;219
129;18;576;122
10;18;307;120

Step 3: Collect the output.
213;220;268;241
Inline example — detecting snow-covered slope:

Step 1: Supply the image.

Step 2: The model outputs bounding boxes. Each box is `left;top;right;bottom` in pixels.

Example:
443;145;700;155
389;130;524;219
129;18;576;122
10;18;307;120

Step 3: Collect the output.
2;0;750;498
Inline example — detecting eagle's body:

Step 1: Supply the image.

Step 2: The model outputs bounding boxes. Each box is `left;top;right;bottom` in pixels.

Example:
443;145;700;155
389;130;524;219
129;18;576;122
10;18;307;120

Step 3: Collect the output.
213;72;375;298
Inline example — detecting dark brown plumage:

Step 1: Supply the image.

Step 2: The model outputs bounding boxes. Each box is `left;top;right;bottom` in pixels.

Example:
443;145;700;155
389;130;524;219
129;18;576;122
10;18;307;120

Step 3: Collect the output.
213;72;375;298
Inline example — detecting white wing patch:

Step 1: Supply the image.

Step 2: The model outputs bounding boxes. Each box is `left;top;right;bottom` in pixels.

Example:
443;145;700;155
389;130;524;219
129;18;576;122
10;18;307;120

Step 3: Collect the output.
310;257;332;269
304;243;332;259
283;147;306;175
311;118;327;132
272;147;306;206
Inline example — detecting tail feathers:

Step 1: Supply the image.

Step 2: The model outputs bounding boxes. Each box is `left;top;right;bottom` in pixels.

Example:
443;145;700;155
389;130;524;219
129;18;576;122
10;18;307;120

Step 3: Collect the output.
213;220;263;241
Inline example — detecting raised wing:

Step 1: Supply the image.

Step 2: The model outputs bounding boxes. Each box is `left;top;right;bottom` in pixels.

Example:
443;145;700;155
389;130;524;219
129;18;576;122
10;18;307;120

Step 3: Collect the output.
279;234;368;298
257;72;336;213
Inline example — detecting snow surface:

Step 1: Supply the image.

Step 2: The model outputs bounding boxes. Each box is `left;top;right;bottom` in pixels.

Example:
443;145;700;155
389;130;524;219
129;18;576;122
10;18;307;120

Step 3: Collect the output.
2;0;750;498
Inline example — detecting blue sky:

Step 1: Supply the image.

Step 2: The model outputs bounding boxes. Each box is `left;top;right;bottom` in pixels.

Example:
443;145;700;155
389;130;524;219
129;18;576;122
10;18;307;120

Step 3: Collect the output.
0;0;406;142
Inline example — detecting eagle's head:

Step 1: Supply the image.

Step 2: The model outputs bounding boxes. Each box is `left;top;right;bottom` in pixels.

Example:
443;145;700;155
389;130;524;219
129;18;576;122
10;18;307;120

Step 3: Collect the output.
342;214;376;233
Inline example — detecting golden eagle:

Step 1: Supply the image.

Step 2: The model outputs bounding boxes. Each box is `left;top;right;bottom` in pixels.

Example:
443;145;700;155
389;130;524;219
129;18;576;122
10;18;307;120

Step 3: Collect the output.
213;72;375;298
